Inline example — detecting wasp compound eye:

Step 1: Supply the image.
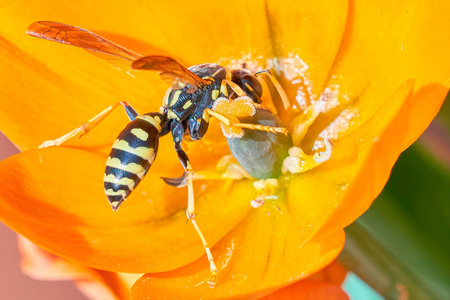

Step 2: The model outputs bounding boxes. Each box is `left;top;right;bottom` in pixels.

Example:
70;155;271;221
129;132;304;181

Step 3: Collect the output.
244;74;263;98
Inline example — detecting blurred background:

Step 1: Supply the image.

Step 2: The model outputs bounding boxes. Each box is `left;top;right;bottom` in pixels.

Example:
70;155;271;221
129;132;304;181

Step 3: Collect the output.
0;94;448;299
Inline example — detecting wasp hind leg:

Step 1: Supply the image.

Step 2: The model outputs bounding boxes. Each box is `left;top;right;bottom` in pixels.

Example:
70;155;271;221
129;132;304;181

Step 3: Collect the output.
39;101;139;148
176;144;218;288
166;121;218;288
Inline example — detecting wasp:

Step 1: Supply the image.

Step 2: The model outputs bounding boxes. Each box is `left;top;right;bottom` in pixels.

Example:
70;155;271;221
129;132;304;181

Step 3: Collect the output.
27;21;289;287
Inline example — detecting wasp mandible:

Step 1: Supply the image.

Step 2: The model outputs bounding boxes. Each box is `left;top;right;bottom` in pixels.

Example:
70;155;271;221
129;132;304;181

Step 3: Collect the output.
27;21;289;288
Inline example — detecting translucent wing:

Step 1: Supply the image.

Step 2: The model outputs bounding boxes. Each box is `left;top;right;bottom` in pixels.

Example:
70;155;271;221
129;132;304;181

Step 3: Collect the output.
26;21;142;62
132;56;208;89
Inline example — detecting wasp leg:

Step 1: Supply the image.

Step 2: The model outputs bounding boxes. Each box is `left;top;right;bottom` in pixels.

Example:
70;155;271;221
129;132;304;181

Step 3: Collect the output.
39;101;138;148
161;172;187;187
187;109;211;141
205;108;289;135
254;69;290;110
219;80;229;97
224;80;246;97
170;121;218;288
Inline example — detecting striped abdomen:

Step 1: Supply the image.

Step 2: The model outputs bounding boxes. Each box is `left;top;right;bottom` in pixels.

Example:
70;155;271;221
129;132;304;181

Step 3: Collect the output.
104;114;163;210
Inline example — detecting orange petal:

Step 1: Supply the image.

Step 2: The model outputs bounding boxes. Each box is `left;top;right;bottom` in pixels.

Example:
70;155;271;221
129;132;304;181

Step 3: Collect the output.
18;235;131;300
262;281;349;300
286;80;413;241
323;0;450;127
261;0;349;103
212;0;350;126
130;200;345;299
319;81;447;236
312;261;348;285
262;261;349;300
287;73;447;243
0;147;253;273
0;35;163;152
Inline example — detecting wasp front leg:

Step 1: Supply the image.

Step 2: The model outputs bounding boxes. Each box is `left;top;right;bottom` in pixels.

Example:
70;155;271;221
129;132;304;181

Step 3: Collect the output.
166;121;218;288
205;105;288;138
209;108;288;134
39;101;139;148
187;111;211;141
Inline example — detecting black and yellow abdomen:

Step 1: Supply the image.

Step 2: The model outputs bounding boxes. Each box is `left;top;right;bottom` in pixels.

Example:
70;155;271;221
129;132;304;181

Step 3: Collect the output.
104;113;163;210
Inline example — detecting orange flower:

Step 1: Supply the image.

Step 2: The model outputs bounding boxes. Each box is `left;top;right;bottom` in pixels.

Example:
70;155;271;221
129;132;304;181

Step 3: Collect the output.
0;0;448;299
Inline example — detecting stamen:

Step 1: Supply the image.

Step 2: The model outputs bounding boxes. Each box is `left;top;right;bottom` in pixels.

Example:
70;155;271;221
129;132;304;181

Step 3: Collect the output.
251;179;278;208
282;138;334;174
290;94;328;146
313;139;333;163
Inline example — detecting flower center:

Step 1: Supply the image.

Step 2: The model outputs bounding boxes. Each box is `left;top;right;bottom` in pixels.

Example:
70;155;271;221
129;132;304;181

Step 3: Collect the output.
192;53;361;207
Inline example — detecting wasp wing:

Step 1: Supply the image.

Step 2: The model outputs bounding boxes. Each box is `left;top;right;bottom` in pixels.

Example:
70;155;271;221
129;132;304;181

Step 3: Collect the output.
26;21;142;62
132;56;208;90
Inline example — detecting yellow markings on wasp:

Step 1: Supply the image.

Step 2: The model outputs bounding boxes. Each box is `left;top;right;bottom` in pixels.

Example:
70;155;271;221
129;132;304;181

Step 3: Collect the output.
131;128;149;141
148;149;157;164
103;173;135;188
220;80;228;97
105;188;127;196
110;200;122;207
183;100;192;109
106;157;145;176
112;139;154;160
169;90;182;107
137;115;162;132
212;68;222;78
186;160;192;171
167;110;179;120
245;83;253;91
225;68;232;80
202;76;215;82
211;89;220;100
163;88;172;106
